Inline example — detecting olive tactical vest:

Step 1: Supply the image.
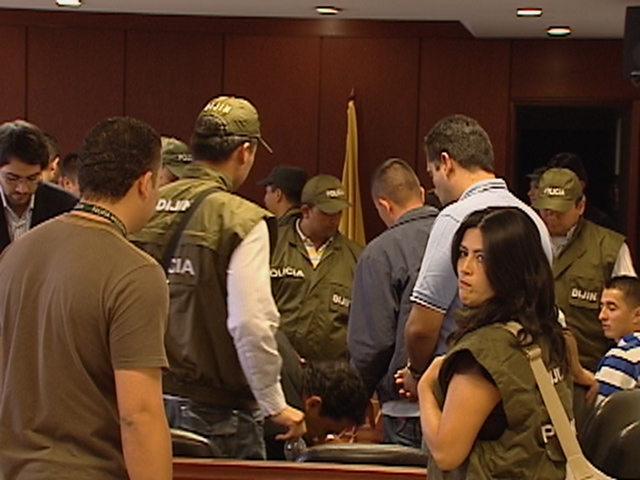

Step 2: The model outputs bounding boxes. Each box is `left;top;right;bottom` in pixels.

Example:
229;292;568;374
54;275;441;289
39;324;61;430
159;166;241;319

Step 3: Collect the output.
553;218;624;372
131;165;275;408
428;324;571;480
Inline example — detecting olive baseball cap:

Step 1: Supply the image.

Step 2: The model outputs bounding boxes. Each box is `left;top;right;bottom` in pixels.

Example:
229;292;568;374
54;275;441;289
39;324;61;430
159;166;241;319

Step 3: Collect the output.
194;96;273;153
533;168;583;212
161;136;191;178
301;174;351;214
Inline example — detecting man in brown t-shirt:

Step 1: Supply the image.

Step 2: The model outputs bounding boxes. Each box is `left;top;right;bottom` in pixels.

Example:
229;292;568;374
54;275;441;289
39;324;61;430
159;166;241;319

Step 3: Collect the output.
0;117;172;480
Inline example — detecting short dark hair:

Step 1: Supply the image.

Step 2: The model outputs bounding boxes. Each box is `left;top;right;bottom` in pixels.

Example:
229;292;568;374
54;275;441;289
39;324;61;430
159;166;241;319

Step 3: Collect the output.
43;132;60;162
302;362;369;426
59;152;79;180
190;114;257;162
547;152;588;184
281;184;305;206
424;114;494;173
450;207;567;372
371;158;422;207
0;120;49;169
604;276;640;309
78;117;160;201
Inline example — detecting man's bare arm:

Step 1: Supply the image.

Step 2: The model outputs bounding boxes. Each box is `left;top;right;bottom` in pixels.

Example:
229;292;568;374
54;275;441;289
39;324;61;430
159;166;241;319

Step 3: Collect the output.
405;303;445;372
115;367;172;480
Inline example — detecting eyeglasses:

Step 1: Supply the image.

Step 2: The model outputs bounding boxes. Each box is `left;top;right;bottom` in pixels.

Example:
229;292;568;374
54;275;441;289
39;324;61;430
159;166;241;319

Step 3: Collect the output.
1;171;42;186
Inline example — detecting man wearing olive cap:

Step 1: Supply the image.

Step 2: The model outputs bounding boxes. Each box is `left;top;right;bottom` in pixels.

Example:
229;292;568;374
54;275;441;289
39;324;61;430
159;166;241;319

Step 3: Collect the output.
271;174;363;361
158;136;191;187
534;167;636;373
131;96;305;459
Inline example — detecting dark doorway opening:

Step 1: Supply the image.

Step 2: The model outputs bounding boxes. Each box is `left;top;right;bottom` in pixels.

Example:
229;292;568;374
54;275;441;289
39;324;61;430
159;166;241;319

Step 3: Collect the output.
514;105;626;232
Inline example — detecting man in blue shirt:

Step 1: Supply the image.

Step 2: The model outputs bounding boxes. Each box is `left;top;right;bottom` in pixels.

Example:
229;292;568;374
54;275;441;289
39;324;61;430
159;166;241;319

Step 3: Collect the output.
348;158;438;448
401;114;552;392
593;276;640;404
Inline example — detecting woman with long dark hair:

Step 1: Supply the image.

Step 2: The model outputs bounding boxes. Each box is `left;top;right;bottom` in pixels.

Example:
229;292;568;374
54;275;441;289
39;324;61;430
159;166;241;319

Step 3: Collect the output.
418;207;571;479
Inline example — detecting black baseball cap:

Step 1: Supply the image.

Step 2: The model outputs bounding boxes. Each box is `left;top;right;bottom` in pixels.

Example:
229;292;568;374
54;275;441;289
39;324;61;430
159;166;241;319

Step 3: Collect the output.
257;166;308;193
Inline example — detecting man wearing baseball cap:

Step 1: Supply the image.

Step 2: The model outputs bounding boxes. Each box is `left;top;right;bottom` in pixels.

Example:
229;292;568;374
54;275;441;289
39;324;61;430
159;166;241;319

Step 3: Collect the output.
534;167;636;374
271;174;362;361
131;96;305;459
158;136;192;187
257;165;308;228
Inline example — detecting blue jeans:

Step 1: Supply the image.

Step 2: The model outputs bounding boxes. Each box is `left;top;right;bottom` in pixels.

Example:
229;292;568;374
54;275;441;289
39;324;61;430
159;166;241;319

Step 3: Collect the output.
164;395;266;460
382;415;423;449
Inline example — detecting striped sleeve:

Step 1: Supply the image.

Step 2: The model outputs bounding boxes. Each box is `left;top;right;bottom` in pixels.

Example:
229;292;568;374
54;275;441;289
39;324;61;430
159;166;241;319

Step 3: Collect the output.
595;343;640;404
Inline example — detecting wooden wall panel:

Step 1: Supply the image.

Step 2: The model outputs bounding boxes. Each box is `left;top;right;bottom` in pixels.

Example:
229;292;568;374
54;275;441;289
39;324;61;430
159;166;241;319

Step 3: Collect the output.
0;25;26;122
511;40;640;101
224;35;322;203
419;39;511;181
27;27;125;155
125;30;223;143
319;37;421;239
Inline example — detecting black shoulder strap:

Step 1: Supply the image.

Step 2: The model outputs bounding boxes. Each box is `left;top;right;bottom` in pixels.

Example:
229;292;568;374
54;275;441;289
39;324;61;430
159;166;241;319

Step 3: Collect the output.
160;186;222;273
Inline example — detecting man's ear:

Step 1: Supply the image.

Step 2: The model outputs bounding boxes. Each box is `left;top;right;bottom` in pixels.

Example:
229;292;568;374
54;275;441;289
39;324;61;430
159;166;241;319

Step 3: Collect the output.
631;306;640;330
440;152;454;176
300;204;311;218
577;197;587;216
275;187;284;202
138;170;155;200
375;197;392;215
238;141;255;165
419;186;426;204
304;395;323;413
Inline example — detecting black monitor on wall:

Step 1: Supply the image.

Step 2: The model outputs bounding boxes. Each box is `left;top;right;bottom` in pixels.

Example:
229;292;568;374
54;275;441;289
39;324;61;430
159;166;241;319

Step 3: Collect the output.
623;6;640;84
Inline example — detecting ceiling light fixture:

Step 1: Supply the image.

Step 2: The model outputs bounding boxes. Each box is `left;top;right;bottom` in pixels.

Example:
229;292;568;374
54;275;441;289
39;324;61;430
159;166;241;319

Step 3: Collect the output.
56;0;82;6
547;26;572;37
315;6;341;15
516;8;543;17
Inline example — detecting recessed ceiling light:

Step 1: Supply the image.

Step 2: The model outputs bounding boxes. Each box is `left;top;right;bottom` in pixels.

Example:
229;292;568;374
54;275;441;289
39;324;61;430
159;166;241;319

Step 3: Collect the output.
56;0;81;6
516;8;543;17
315;6;341;15
547;26;572;37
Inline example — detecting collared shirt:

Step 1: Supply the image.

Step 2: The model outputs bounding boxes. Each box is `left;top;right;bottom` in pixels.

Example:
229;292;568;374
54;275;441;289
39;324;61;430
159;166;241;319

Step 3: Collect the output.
411;178;553;355
348;205;439;418
295;219;333;268
0;186;35;242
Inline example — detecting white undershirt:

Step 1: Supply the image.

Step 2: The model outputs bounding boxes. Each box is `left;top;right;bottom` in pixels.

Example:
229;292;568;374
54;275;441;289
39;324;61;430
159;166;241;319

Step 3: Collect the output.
226;220;286;417
0;186;34;242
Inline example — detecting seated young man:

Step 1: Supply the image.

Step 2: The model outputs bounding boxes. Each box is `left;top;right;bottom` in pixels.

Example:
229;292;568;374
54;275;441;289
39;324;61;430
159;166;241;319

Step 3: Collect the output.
264;331;369;460
593;276;640;404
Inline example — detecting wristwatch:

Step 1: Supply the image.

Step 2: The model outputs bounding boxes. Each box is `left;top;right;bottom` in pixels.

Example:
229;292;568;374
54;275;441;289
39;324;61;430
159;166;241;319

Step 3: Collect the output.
406;361;424;381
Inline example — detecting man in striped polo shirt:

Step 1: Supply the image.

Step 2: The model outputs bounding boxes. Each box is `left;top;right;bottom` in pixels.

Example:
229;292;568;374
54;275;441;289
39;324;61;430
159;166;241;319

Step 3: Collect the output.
594;276;640;404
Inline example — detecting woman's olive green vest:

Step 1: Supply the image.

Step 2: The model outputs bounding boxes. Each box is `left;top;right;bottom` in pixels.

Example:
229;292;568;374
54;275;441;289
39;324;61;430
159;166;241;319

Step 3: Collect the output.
427;324;571;480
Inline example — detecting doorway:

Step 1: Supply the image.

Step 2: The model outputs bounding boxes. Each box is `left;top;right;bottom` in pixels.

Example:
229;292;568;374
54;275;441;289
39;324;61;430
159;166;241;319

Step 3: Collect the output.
514;105;627;233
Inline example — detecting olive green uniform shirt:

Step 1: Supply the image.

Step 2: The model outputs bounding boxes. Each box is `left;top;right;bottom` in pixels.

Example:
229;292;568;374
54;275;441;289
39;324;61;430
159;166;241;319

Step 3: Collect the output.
271;220;362;361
